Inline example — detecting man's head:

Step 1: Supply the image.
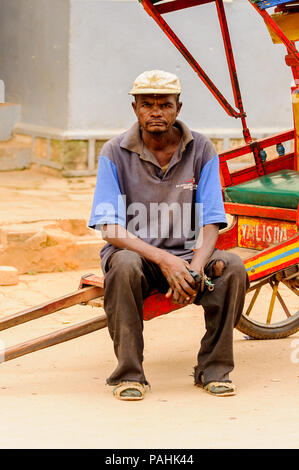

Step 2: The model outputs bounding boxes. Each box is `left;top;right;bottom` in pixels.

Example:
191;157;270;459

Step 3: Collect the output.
129;70;182;134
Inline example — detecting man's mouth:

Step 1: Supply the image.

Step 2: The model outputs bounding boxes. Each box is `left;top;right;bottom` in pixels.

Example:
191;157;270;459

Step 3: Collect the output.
147;120;166;126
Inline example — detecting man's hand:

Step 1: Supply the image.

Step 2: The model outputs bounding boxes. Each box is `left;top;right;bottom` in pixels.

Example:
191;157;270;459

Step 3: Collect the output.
158;252;198;304
101;225;197;304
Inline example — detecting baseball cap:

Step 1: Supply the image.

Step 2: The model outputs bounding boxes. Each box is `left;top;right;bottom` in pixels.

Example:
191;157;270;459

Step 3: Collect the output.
129;70;182;95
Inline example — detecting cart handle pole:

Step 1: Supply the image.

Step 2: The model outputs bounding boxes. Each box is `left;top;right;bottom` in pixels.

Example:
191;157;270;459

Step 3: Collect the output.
0;285;103;332
215;0;252;143
140;0;244;119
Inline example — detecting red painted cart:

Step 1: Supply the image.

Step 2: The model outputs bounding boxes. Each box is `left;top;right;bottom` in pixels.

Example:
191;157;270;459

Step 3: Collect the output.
136;0;299;339
0;0;298;364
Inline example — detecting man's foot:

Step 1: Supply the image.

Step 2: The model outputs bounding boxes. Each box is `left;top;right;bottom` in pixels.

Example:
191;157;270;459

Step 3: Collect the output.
193;368;237;396
195;376;237;396
199;381;237;396
113;381;146;401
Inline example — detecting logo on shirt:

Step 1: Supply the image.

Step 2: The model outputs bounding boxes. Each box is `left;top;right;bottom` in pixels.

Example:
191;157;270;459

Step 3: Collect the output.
175;177;198;191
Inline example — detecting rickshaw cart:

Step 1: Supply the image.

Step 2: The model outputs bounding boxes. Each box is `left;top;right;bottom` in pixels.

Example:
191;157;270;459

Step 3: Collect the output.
0;0;298;363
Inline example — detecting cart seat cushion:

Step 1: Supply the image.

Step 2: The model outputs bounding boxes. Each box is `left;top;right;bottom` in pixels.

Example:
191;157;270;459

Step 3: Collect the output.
223;169;299;209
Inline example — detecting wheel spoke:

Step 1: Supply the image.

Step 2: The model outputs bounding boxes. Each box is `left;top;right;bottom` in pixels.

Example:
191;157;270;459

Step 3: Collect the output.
238;270;299;339
276;288;291;318
266;281;279;324
245;286;262;316
282;280;299;296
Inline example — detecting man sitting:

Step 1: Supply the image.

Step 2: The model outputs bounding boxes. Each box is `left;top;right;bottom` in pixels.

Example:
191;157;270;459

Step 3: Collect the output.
88;70;249;400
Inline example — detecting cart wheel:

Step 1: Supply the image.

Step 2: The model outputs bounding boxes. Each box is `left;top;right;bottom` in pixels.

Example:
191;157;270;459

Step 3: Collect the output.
236;265;299;339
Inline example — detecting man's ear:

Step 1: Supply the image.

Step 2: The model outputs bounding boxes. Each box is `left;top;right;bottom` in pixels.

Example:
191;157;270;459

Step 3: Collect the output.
176;101;182;116
132;100;137;115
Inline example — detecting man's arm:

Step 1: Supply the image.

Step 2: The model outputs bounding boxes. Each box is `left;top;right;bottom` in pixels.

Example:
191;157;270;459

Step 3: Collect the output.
190;223;219;272
101;224;197;303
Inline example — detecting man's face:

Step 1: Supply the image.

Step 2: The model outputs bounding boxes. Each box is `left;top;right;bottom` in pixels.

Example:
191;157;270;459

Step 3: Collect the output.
132;94;182;134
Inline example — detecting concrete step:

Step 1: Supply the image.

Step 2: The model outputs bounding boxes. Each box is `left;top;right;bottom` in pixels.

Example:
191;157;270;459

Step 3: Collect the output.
0;134;31;170
0;103;21;141
0;219;105;274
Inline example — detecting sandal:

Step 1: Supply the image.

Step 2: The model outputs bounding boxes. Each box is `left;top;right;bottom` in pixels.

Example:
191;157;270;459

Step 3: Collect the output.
113;381;146;401
194;370;237;396
199;380;237;397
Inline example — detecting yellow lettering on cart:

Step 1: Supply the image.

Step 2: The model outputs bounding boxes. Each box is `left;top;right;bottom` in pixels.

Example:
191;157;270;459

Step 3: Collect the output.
238;217;297;250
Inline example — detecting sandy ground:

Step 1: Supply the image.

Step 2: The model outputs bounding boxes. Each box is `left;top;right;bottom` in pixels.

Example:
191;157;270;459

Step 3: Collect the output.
0;168;298;449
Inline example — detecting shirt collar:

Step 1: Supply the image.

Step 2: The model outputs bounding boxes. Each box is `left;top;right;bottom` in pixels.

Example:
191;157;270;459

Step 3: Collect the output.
119;119;194;155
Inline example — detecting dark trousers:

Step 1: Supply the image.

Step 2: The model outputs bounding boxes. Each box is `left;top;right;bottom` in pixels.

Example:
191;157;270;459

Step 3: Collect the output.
103;248;249;386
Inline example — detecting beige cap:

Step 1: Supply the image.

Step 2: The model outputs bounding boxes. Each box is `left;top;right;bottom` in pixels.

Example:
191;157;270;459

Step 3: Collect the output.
129;70;182;95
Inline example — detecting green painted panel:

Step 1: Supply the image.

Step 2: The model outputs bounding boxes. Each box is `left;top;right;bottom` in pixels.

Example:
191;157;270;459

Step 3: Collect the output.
223;169;299;209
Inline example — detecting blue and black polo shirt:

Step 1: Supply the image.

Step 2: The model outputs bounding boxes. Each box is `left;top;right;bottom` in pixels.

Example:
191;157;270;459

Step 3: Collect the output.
88;120;227;271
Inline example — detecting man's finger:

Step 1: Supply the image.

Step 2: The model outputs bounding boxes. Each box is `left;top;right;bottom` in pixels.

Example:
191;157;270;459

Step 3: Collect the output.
184;269;197;288
172;281;192;303
181;294;190;305
188;293;197;304
167;271;197;301
165;287;173;298
178;278;197;297
172;285;182;303
177;290;193;305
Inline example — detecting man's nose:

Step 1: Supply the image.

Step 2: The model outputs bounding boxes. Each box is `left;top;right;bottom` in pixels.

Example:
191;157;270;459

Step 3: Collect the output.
150;104;163;116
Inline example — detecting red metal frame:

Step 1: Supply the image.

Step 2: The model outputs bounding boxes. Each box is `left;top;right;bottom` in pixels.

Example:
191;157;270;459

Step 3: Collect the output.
140;0;252;143
219;129;295;186
139;0;299;173
223;202;298;222
140;0;299;277
155;0;213;15
248;1;299;171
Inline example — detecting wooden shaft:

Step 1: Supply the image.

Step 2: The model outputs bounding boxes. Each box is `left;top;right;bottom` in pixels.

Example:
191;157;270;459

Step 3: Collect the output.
0;286;103;332
275;290;291;318
245;286;261;317
4;314;107;362
247;276;272;293
267;282;279;324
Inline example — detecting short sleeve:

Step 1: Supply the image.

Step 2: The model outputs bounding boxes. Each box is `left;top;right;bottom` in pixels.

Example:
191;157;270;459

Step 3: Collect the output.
88;155;126;230
195;154;227;230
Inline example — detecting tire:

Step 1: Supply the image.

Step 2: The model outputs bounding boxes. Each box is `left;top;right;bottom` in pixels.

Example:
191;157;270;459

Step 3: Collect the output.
236;311;299;339
236;270;299;339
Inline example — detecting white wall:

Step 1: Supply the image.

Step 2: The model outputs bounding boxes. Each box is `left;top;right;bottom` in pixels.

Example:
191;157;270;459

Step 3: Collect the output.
0;80;4;102
0;0;294;138
0;0;70;129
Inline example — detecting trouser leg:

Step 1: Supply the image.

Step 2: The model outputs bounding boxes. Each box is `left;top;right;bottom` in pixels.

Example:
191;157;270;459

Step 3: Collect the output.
103;249;168;386
193;249;249;385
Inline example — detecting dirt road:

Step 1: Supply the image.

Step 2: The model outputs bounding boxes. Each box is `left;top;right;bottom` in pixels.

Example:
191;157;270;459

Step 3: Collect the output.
0;168;298;449
0;269;298;449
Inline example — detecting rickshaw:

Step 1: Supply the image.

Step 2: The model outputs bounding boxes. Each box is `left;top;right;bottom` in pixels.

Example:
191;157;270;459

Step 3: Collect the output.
0;0;298;363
